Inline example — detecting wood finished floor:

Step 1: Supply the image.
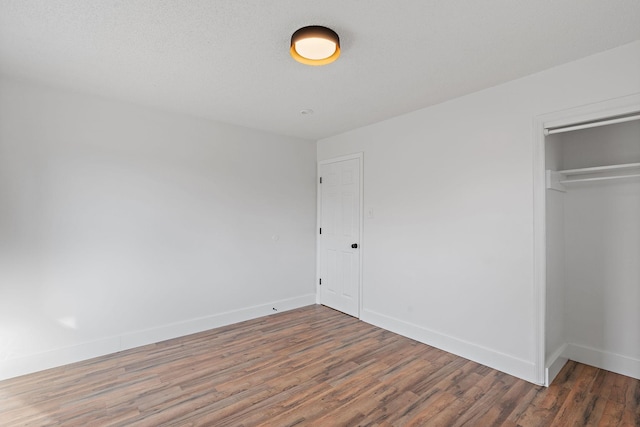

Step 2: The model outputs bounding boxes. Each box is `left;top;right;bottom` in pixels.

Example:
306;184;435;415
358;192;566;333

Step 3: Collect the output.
1;305;638;427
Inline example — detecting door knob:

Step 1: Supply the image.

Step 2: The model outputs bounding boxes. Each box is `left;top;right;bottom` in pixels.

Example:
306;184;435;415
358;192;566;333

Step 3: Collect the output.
351;243;358;248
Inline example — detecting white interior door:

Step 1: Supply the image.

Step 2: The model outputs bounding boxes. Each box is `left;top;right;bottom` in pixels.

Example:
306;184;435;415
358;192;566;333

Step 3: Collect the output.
319;156;361;317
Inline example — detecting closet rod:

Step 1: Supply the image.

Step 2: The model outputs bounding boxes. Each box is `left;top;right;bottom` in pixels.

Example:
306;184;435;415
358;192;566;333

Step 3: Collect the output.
545;113;640;135
560;173;640;184
560;162;640;176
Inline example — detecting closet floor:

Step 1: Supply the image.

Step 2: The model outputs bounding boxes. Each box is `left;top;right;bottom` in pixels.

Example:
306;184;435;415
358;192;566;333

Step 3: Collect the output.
1;304;638;426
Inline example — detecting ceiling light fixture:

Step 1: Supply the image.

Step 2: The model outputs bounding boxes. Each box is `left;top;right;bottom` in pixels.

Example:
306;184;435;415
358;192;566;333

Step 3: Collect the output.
290;26;340;66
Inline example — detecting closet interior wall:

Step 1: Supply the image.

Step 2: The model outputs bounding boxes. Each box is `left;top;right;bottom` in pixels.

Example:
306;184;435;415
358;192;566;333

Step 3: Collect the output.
545;120;640;383
545;132;566;370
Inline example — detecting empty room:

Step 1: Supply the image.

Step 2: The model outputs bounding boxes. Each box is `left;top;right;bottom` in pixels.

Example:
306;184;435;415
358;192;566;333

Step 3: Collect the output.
1;1;639;425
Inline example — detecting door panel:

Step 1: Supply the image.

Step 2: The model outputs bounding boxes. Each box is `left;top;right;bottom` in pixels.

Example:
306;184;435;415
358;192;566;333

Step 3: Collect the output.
319;158;360;317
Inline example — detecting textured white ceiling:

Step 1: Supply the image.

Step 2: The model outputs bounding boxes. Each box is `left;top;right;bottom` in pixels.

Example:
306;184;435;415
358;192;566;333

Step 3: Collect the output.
1;1;639;140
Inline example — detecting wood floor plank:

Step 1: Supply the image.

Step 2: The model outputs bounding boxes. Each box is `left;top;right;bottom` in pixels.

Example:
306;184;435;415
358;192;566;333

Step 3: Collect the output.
1;304;638;426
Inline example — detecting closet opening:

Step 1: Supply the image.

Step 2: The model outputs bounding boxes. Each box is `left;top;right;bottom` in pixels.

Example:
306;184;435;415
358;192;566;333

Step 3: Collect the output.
540;103;640;386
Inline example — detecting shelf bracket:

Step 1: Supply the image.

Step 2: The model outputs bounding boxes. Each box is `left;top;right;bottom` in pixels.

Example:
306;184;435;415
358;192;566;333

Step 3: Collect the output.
546;170;566;192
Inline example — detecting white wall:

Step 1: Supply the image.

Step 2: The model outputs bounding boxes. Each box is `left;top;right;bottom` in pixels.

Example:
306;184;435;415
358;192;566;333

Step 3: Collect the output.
0;76;317;380
561;121;640;379
318;41;640;383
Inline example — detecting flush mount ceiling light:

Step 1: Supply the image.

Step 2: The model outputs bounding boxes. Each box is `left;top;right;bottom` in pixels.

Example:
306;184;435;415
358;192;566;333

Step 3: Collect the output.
290;26;340;66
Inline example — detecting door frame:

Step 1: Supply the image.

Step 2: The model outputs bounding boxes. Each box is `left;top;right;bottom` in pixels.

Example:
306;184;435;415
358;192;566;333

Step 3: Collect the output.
316;152;364;318
532;93;640;385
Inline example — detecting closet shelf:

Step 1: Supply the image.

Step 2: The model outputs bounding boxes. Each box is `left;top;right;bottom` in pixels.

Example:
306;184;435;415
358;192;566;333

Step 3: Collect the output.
547;162;640;192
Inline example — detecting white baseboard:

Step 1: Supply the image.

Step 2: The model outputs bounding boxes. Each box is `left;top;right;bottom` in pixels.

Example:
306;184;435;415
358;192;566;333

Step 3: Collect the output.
545;343;569;386
565;343;640;380
361;309;538;384
0;294;315;381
